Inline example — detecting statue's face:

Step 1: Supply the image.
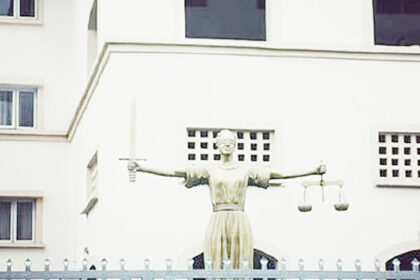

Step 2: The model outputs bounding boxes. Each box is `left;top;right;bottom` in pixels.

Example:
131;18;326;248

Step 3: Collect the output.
217;139;236;155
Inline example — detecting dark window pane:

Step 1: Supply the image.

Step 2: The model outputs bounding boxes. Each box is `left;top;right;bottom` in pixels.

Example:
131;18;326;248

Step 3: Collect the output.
404;135;411;143
200;142;208;149
250;131;257;139
0;90;13;126
212;130;219;138
214;154;220;160
264;143;270;150
200;154;208;160
237;131;244;139
379;134;386;142
188;129;196;137
374;0;420;45
392;147;399;154
418;159;420;166
185;0;266;40
404;147;411;155
0;201;11;240
392;135;399;142
200;130;208;137
19;91;34;127
238;154;244;161
379;147;386;154
417;136;420;143
188;142;195;149
263;155;269;162
417;148;420;154
392;159;398;165
380;158;387;165
262;132;269;139
380;169;387;177
405;159;411;166
251;143;257;150
406;170;412;177
237;143;244;150
188;154;196;160
20;0;35;17
392;169;399;177
16;201;33;240
251;154;257;161
213;143;217;149
0;0;13;16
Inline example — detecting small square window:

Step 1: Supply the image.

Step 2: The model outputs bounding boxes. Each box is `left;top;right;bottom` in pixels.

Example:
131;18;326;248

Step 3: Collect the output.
250;132;257;140
214;154;220;160
379;147;387;154
392;159;398;166
212;130;219;138
238;154;245;161
262;132;270;140
188;154;196;160
380;158;387;165
200;142;208;149
417;148;420;155
263;155;270;162
405;170;412;178
251;154;257;161
404;147;411;155
379;134;386;143
200;154;208;160
418;159;420;166
263;143;270;150
417;136;420;143
213;143;217;150
237;132;244;139
188;130;196;137
391;135;399;142
237;143;244;150
251;143;257;150
392;147;399;155
392;170;399;177
20;0;35;17
380;169;387;177
405;159;411;166
200;130;208;137
404;135;411;143
188;142;195;149
418;170;420;178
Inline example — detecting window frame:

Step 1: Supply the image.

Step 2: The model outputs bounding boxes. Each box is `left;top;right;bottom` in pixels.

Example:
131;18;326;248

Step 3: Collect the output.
373;126;420;188
0;0;42;25
0;198;35;245
0;86;37;130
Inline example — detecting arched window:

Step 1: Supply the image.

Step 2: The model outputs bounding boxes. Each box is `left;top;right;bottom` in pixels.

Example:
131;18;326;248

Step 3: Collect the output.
386;249;420;270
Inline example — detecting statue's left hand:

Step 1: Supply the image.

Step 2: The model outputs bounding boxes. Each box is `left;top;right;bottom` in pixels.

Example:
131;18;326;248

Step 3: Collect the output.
317;164;327;175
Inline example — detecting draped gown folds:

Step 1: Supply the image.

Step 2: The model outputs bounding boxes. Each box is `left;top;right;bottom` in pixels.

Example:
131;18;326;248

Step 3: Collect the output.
186;163;271;269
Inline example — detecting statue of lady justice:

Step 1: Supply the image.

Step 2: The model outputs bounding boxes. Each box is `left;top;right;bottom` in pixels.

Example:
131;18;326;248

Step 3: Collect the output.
128;129;326;269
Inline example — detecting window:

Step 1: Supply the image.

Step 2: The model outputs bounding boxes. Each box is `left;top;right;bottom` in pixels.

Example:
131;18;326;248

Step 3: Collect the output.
185;0;266;40
0;86;36;129
0;199;35;244
0;0;36;19
373;0;420;46
376;132;420;187
186;128;274;165
81;152;98;215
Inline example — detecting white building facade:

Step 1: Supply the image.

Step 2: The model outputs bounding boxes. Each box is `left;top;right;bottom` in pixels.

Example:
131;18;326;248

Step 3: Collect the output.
0;0;420;271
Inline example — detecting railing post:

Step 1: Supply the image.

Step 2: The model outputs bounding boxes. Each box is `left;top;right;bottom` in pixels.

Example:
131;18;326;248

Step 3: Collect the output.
101;258;108;280
6;259;12;280
298;258;305;280
412;258;420;272
24;259;31;280
143;258;152;280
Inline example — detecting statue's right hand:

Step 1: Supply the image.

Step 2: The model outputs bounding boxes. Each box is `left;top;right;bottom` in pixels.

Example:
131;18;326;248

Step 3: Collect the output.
127;161;139;171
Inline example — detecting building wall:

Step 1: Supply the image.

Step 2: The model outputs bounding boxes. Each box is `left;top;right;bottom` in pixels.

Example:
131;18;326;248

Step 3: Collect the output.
67;46;420;269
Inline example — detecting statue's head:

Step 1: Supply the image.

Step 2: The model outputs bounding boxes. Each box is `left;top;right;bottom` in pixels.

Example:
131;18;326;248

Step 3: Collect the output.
216;129;236;156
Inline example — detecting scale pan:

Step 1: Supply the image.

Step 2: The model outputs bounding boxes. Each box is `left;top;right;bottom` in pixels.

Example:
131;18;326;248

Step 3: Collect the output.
334;203;349;211
298;204;312;212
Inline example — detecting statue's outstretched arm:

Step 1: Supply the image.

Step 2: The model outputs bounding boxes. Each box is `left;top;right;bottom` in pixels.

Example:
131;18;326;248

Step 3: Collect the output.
128;161;186;178
270;164;326;180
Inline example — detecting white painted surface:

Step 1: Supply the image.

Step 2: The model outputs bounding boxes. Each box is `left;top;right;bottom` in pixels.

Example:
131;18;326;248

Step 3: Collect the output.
0;0;419;271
